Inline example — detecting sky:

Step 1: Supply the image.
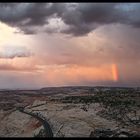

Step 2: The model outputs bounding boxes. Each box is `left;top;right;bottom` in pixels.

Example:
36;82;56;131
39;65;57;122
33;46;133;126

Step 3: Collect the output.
0;3;140;89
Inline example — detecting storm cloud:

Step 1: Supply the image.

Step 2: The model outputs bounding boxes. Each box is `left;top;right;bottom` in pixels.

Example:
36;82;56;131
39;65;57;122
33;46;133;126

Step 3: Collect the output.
0;3;140;36
0;45;32;59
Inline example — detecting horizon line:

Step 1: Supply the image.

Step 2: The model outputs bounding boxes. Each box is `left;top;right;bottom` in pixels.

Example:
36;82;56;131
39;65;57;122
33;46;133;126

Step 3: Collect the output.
0;85;139;91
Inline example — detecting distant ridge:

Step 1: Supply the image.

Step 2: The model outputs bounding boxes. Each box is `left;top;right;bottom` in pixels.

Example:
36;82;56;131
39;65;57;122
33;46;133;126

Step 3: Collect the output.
0;85;139;92
40;85;139;90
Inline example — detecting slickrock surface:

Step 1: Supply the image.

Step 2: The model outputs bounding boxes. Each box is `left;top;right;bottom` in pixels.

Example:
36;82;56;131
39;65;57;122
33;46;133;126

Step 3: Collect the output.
0;87;139;137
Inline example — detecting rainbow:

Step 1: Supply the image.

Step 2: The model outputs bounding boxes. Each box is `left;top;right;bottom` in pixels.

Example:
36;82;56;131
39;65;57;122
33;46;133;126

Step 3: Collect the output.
111;64;118;82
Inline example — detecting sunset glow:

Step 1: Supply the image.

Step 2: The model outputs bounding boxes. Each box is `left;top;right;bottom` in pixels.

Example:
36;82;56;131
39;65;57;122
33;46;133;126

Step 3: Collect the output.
41;64;114;85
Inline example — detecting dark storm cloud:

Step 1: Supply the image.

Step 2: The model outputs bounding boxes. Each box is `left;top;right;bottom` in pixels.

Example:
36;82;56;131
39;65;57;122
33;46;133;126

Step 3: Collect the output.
0;3;52;25
0;3;140;36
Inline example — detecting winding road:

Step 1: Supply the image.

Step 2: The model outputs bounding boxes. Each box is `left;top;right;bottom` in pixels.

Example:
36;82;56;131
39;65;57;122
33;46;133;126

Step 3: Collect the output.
17;107;53;137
